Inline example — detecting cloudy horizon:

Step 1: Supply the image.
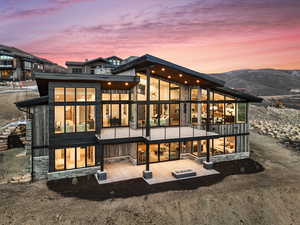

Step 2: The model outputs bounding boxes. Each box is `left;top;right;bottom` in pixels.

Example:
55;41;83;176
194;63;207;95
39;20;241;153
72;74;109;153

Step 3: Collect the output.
0;0;299;73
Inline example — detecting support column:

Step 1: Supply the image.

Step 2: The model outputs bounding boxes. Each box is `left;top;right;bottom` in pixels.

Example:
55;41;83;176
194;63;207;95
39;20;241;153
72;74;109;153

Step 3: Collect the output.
204;89;213;169
96;144;107;180
146;68;151;138
143;143;152;179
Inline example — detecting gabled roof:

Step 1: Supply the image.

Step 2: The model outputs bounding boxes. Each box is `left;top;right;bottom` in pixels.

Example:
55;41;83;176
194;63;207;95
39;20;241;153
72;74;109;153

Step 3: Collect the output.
15;96;48;108
214;86;263;102
113;54;225;87
66;57;108;67
105;56;123;61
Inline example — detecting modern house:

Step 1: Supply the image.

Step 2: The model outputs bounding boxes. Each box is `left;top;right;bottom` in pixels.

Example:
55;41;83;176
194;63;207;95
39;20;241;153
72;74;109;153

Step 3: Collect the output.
16;54;262;183
0;45;65;81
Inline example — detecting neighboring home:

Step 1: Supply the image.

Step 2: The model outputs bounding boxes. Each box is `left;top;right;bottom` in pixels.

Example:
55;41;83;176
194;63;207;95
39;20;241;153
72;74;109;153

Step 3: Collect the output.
65;56;124;75
0;44;66;81
16;54;262;184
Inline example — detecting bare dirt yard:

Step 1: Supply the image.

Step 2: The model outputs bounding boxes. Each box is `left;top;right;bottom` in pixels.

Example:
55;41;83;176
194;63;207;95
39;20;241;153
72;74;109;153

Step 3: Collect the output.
0;131;299;225
0;90;38;127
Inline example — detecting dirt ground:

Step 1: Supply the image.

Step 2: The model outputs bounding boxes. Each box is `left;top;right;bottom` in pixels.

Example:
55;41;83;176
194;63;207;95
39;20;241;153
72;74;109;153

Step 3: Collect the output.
0;131;299;225
0;90;38;127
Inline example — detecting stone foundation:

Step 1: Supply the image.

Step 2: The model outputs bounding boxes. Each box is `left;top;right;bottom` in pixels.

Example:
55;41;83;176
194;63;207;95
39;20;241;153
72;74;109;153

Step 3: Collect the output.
32;156;49;180
48;166;100;181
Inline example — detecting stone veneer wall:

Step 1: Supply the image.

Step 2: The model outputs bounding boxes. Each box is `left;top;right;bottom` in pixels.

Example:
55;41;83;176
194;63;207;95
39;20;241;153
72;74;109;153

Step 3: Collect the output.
48;166;100;181
32;155;49;180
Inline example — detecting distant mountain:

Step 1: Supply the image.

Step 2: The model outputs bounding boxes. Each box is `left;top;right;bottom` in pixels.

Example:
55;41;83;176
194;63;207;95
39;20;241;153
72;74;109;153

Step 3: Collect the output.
211;69;300;96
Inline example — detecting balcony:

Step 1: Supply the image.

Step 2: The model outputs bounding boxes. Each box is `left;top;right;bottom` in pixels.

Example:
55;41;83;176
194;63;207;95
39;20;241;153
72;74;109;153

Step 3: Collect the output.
98;125;219;141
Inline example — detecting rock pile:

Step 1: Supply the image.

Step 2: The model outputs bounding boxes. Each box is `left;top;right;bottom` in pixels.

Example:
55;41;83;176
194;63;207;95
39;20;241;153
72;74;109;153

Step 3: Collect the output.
249;105;300;149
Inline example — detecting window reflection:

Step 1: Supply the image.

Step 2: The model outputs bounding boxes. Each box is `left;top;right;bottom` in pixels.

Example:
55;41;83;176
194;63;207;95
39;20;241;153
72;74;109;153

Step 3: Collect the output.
237;103;247;123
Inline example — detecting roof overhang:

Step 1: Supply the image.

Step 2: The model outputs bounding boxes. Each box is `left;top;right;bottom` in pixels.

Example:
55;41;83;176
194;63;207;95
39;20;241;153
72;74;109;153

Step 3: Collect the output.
214;86;263;102
33;72;140;95
113;54;225;88
15;96;48;108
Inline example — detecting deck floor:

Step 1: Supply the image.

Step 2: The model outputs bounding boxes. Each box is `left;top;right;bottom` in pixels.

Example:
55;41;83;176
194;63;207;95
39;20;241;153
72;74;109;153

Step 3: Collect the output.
100;126;218;140
97;158;219;185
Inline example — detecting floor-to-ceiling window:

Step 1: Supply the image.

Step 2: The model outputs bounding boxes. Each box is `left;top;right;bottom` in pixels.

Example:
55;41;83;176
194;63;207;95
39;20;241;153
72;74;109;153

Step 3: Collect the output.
170;83;180;100
150;144;159;162
54;87;96;134
54;145;96;171
150;77;159;100
160;104;169;126
160;80;169;100
150;104;159;126
170;104;180;126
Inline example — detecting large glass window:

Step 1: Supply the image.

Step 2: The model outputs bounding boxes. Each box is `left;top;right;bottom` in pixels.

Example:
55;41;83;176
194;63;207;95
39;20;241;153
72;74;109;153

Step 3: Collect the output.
137;73;147;101
170;83;180;100
150;104;159;127
112;93;120;101
87;146;95;166
55;106;64;133
150;144;159;162
111;104;120;126
160;80;169;100
213;103;224;124
201;103;208;123
225;136;236;153
159;143;169;161
55;149;64;171
76;88;86;102
66;88;75;102
170;142;180;160
76;105;86;132
137;142;146;164
54;88;64;102
150;77;159;100
191;103;199;125
212;138;225;156
87;105;95;131
191;89;198;100
214;92;225;101
201;89;207;101
66;148;75;169
87;88;95;101
54;146;95;171
121;104;128;126
225;103;235;124
170;104;180;126
102;93;110;100
237;103;247;123
138;104;146;127
160;104;169;126
76;147;86;168
200;140;207;157
65;106;75;133
120;93;129;100
102;104;110;127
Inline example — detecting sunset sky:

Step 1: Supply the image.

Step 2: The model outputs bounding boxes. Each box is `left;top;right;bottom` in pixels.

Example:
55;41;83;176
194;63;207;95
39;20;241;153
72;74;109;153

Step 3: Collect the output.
0;0;299;73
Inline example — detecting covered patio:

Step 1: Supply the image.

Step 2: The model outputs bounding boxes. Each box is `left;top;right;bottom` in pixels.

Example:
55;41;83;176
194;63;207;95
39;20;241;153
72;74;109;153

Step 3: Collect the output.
96;158;219;185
